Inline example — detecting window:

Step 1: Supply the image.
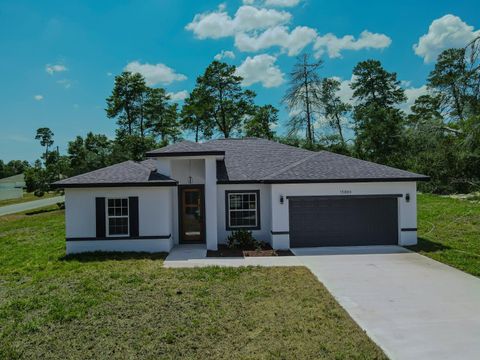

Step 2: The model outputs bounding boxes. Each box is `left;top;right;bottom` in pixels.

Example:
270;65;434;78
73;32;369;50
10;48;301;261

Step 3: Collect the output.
226;191;260;230
107;198;129;236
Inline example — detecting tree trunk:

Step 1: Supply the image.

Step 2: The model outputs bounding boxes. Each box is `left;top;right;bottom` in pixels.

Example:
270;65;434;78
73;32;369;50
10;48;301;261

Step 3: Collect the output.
334;114;345;145
303;55;313;144
195;124;199;142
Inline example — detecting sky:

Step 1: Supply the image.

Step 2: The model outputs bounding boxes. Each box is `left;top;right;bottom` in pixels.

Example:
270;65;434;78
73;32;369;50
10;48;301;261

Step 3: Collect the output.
0;0;479;162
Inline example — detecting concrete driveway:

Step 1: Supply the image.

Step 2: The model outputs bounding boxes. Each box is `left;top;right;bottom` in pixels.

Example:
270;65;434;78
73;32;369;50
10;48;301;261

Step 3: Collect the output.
292;246;480;360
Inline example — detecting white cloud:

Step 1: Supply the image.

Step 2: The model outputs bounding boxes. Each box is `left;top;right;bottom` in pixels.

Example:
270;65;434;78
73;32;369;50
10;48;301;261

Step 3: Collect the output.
314;30;391;58
401;84;429;113
235;54;285;88
56;79;71;89
185;5;291;39
124;61;187;86
107;72;113;76
235;25;317;56
413;14;480;63
265;0;301;7
33;95;43;101
214;50;236;60
168;90;189;102
45;64;67;75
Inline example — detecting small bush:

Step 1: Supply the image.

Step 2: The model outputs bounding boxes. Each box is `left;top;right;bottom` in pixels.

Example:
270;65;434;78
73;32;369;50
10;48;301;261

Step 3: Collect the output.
227;230;260;250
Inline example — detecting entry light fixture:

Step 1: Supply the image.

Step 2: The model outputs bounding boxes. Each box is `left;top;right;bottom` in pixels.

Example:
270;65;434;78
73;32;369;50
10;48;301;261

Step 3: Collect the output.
280;195;284;204
405;193;410;202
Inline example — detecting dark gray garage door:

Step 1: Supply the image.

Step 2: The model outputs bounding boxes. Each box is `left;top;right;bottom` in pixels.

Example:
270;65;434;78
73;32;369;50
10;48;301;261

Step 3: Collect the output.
289;196;398;247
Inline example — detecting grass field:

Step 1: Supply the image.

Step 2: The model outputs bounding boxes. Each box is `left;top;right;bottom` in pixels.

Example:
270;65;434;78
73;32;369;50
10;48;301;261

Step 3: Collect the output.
409;194;480;277
0;192;58;207
0;209;385;359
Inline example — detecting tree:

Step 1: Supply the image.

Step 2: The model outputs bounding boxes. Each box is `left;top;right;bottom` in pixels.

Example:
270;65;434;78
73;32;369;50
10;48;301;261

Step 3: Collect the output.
144;88;181;144
106;72;148;136
428;48;468;121
319;78;352;146
350;60;407;166
67;132;112;176
244;105;278;139
180;87;214;142
282;54;323;145
194;61;255;138
35;127;54;160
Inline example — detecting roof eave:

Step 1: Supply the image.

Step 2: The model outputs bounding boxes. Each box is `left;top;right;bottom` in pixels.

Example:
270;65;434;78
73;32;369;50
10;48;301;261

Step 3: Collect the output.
145;151;225;158
217;176;429;184
52;181;178;189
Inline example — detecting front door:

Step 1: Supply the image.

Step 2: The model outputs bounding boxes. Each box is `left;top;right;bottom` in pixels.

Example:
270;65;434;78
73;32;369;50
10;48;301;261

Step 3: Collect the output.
179;186;205;243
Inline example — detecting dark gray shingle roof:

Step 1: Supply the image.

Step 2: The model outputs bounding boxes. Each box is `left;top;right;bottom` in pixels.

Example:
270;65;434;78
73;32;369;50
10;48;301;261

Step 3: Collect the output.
146;140;224;157
206;138;427;183
53;160;177;188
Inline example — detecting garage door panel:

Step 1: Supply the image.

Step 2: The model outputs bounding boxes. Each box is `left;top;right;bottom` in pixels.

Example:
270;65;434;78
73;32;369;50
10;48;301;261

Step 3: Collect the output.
289;197;398;247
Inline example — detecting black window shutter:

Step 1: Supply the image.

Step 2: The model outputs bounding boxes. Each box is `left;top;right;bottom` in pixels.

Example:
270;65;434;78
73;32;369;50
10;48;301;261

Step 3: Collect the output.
129;196;139;237
95;197;106;237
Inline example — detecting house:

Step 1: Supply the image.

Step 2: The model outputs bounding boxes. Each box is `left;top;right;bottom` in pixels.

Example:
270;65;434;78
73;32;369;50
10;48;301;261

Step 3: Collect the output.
53;138;428;254
0;173;25;201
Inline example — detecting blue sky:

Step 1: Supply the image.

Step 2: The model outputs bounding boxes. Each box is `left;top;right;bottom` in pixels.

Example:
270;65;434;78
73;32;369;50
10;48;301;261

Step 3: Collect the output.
1;0;479;162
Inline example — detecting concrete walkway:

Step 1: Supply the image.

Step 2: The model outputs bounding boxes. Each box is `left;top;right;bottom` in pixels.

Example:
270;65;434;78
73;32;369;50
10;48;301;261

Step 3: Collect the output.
0;195;64;216
164;245;480;359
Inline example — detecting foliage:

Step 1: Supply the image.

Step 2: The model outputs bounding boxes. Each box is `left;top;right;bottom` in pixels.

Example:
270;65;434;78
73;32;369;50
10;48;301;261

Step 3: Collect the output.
0;160;30;179
67;132;112;176
35;127;54;159
194;61;256;138
319;77;352;147
226;229;260;250
180;87;214;142
0;211;386;359
282;54;323;145
350;60;407;167
244;105;278;139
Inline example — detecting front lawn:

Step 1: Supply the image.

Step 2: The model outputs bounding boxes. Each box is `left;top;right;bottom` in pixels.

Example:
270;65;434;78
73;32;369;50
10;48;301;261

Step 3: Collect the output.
0;210;385;359
409;194;480;277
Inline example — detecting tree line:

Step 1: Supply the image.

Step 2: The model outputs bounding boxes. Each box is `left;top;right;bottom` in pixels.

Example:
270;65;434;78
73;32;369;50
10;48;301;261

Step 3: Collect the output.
5;36;478;195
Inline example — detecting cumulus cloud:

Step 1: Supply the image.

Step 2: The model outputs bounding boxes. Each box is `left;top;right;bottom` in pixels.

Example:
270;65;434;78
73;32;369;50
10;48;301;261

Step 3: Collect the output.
124;61;187;86
235;25;317;56
185;5;291;39
314;30;391;58
214;50;236;60
413;14;480;63
235;54;285;88
168;90;189;101
45;64;67;75
33;95;43;101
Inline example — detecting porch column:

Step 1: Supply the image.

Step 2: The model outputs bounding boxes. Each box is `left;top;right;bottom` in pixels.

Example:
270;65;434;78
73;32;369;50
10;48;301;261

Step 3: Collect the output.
204;157;218;250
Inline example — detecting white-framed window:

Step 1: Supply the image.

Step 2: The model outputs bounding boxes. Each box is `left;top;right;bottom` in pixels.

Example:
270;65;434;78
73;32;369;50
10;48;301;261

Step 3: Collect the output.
106;198;129;236
226;191;260;230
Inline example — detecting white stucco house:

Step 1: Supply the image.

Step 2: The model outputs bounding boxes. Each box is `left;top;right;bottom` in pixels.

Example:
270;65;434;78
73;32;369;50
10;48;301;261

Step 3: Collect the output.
53;138;428;255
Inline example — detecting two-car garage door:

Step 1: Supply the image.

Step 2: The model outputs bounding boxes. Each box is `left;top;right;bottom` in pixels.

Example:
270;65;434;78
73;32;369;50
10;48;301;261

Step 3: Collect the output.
289;196;398;247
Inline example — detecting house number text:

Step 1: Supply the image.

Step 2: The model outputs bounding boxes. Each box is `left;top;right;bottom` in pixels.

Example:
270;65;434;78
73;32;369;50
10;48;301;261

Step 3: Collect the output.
340;189;352;194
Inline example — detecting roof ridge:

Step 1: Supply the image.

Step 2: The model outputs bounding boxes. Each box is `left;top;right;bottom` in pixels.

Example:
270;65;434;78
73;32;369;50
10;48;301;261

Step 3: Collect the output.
264;152;320;179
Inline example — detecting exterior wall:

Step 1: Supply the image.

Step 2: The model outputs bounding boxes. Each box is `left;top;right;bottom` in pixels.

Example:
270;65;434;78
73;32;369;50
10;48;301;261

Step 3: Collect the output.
171;159;205;185
0;188;22;200
205;158;218;250
270;182;418;249
64;187;173;254
217;184;272;245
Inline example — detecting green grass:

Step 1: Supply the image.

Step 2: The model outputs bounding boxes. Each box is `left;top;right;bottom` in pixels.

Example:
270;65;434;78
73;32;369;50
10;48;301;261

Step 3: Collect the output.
409;194;480;277
0;192;58;207
0;210;385;359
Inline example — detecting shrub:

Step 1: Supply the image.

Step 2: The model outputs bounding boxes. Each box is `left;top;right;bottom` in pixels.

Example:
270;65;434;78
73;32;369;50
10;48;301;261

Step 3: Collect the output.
227;230;259;250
